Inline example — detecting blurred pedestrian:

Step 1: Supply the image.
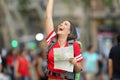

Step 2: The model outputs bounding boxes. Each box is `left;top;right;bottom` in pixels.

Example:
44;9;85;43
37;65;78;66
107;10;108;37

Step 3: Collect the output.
108;33;120;80
1;49;10;76
35;53;44;80
0;49;2;72
14;49;30;80
35;50;47;80
6;48;18;80
45;0;83;80
97;54;107;80
27;49;36;63
26;49;37;80
82;45;99;80
40;50;47;74
0;49;10;80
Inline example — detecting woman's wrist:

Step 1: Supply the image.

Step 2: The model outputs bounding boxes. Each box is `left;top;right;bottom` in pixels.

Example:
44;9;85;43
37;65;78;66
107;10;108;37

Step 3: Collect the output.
74;62;82;72
74;62;78;67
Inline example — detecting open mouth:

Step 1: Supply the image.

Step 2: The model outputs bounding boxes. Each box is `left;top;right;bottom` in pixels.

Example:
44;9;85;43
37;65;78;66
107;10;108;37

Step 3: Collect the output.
59;28;63;31
60;28;63;31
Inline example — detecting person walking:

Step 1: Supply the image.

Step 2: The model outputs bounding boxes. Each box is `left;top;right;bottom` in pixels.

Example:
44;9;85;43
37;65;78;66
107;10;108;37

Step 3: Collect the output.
6;49;18;80
82;45;99;80
14;49;30;80
108;33;120;80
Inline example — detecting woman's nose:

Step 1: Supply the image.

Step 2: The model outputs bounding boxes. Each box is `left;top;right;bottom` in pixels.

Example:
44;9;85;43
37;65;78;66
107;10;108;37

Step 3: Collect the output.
60;24;62;26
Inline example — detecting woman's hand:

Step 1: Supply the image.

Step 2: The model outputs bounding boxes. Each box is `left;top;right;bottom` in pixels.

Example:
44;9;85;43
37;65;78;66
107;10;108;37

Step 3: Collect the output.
69;58;77;65
69;58;82;72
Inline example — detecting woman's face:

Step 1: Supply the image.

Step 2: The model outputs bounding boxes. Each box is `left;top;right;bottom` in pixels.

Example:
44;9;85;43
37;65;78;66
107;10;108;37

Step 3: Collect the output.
12;49;17;56
57;21;71;35
21;50;27;57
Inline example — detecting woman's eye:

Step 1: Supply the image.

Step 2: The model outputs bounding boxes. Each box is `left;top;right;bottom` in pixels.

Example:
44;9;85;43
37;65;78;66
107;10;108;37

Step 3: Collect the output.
65;23;67;25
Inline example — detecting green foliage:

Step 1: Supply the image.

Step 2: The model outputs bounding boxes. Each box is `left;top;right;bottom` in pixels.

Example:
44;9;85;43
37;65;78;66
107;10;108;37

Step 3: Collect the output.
18;0;30;14
82;0;90;7
102;0;113;7
64;0;71;4
83;0;113;8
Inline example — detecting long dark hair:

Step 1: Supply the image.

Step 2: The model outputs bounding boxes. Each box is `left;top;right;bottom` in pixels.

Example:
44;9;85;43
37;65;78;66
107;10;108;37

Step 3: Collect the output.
7;48;16;56
19;48;26;55
67;21;77;40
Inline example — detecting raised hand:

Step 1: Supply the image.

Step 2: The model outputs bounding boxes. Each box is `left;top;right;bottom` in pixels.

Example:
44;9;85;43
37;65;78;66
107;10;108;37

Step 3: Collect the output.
45;0;54;36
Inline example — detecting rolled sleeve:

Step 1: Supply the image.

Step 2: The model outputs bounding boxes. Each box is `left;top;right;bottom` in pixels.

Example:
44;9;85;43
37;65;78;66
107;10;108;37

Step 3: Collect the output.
74;42;83;62
46;30;56;45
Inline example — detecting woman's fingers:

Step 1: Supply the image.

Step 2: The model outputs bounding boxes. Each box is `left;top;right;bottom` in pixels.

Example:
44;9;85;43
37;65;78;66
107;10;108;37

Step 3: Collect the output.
69;58;77;65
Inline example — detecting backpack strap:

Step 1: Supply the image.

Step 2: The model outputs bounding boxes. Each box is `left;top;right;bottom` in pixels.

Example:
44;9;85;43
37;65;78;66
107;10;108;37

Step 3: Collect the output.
45;38;57;76
76;41;82;49
68;40;74;46
47;38;57;53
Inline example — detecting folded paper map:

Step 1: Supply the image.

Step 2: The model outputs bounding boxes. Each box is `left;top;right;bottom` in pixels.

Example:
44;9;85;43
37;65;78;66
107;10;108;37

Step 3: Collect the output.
54;46;74;72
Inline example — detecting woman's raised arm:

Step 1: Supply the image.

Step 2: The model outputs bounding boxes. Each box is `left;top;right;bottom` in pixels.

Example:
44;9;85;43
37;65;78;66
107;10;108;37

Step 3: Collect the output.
45;0;54;36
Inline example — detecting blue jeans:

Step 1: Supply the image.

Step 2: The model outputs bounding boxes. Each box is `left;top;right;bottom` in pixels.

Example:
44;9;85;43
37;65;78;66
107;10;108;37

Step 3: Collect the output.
10;67;15;80
21;77;30;80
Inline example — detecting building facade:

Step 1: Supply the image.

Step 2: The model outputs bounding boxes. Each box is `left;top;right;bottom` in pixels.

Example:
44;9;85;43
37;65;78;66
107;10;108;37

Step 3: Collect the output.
0;0;120;52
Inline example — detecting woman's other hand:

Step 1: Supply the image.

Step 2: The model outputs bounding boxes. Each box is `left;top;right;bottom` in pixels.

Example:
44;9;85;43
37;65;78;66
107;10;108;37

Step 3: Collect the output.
69;58;77;65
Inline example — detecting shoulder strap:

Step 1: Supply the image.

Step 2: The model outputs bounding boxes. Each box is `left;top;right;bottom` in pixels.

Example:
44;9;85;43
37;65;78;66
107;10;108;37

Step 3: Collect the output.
68;40;74;46
47;38;57;53
68;40;82;48
76;41;82;49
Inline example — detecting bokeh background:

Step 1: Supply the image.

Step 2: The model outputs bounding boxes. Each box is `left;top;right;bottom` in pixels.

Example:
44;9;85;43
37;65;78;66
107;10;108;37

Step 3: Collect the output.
0;0;120;80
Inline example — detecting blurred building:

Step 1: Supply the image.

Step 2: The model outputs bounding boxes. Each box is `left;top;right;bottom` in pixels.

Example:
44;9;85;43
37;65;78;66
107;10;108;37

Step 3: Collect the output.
0;0;120;53
0;0;85;50
87;0;120;57
0;0;45;49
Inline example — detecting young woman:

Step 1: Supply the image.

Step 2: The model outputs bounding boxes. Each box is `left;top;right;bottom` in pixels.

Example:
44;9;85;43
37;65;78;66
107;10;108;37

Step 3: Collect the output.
82;45;99;80
14;49;30;80
45;0;83;80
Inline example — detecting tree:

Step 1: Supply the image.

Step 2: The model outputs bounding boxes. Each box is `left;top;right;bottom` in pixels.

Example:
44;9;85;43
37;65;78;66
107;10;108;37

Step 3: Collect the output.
83;0;113;8
18;0;30;14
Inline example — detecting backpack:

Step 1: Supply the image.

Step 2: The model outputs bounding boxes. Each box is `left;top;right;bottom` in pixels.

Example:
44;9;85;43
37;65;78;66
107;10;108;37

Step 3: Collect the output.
47;38;82;80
